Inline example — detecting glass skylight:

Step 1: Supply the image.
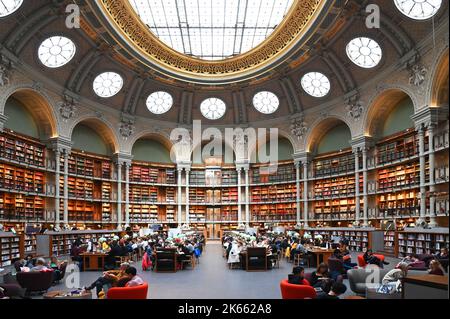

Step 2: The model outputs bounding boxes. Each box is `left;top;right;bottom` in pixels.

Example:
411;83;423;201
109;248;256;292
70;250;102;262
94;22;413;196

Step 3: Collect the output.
0;0;23;17
93;72;124;98
146;91;173;114
200;98;226;120
346;37;382;69
301;72;331;98
394;0;442;20
128;0;294;61
38;36;76;68
253;91;279;114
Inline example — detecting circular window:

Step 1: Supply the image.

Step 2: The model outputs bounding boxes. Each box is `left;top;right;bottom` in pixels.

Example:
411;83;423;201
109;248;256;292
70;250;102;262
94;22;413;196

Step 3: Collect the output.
200;98;226;120
346;37;382;69
394;0;442;20
93;72;124;98
0;0;23;18
38;36;76;68
146;91;173;114
301;72;331;98
253;91;279;114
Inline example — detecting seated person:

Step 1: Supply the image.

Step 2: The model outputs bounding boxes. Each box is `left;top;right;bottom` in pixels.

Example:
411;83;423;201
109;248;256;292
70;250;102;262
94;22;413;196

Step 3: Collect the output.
124;266;144;287
316;282;347;299
399;254;425;268
31;258;49;272
382;262;409;286
309;263;332;290
85;262;130;297
364;249;389;268
49;257;66;282
435;247;449;269
428;259;445;276
288;266;309;285
227;241;241;265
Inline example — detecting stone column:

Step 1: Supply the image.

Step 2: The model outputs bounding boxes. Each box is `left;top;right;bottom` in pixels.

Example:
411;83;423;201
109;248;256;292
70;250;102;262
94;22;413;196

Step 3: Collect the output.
185;168;190;224
63;150;69;226
237;167;242;224
244;167;250;226
54;149;61;227
303;161;308;226
428;125;437;227
177;168;183;226
362;147;369;226
417;125;427;224
354;148;361;224
295;161;301;225
116;162;123;229
125;162;130;226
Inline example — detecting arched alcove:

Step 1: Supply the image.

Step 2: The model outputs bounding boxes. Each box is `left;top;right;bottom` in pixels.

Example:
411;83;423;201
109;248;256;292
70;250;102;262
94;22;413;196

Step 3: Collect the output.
431;49;449;107
366;90;415;140
250;137;294;163
307;118;352;155
191;141;236;165
71;119;118;156
132;138;173;163
3;90;57;139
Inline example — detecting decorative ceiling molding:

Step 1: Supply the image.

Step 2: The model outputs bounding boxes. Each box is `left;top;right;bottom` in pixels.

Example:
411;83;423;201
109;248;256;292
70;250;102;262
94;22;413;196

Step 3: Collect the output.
66;48;102;93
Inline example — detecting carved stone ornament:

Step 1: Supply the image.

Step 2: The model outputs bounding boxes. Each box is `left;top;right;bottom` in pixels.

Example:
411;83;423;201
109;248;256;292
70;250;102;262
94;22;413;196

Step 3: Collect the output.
408;63;427;87
347;101;363;121
59;99;76;121
0;63;10;87
119;121;135;139
291;117;308;140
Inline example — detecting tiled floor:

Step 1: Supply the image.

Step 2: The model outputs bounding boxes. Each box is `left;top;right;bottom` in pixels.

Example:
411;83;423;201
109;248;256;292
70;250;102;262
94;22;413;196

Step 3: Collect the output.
43;241;401;299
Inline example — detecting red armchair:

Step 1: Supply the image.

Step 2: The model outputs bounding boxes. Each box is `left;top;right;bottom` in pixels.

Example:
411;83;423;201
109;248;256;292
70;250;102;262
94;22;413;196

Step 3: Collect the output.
107;282;148;299
357;254;385;267
280;280;316;299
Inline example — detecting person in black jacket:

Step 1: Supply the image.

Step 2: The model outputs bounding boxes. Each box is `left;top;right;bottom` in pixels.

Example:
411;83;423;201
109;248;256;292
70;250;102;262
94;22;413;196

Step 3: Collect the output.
316;282;347;299
105;240;123;270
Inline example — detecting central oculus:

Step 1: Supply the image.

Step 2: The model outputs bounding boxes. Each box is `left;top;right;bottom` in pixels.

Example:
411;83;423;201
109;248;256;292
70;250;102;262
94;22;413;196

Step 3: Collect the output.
129;0;294;61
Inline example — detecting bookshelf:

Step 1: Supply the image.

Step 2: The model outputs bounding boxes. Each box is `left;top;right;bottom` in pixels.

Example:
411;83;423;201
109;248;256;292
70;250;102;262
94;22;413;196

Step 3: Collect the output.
0;130;45;168
306;228;384;252
63;200;99;222
129;203;159;223
397;229;449;257
251;162;296;184
383;230;396;256
0;232;22;267
189;188;206;204
312;175;360;199
61;151;112;179
251;184;297;202
36;230;121;257
250;203;296;221
375;131;428;166
377;190;420;218
0;193;45;221
0;163;45;193
130;185;159;202
189;206;206;223
313;151;355;177
130;163;176;184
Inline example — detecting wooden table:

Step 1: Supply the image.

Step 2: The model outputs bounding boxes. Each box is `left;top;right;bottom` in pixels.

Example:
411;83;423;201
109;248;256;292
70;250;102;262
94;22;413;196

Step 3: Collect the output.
80;252;108;271
44;290;92;299
402;274;448;299
307;248;334;267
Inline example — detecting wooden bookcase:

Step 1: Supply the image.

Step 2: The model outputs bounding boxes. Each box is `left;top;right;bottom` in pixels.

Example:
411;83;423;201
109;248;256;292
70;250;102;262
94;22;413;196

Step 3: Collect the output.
0;232;23;267
251;162;296;184
305;228;384;253
313;151;355;177
36;230;121;257
0;130;45;168
375;131;428;165
397;228;449;258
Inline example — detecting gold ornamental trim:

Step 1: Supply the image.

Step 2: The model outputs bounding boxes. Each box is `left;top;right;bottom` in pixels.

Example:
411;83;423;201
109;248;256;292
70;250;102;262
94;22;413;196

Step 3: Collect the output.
96;0;325;79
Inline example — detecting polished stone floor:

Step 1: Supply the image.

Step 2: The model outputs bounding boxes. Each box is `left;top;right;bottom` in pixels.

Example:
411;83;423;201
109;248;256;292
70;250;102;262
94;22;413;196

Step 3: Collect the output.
39;241;402;299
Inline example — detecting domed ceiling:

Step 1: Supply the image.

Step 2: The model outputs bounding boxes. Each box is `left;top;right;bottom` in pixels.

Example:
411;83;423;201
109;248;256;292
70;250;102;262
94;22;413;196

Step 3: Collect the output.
0;0;447;127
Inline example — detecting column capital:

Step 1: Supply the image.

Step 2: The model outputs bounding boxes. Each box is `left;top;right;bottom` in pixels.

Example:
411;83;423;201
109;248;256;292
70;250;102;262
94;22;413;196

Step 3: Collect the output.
0;113;8;132
47;137;72;154
113;153;133;166
351;136;374;153
177;161;192;171
292;151;310;165
411;106;447;130
235;160;249;171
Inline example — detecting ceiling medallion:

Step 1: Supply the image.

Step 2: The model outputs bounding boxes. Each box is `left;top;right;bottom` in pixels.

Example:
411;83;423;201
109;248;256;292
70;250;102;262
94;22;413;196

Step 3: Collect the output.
94;0;328;84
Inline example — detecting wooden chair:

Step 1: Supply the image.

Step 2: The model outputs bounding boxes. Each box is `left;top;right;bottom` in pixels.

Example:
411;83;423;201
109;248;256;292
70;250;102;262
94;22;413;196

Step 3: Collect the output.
246;247;267;272
115;255;131;268
181;254;196;270
155;249;177;273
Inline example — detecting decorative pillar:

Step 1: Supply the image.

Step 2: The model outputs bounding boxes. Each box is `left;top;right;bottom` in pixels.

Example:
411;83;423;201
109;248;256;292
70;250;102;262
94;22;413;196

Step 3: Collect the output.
417;125;427;224
302;161;308;226
54;149;61;227
237;167;242;224
428;125;437;227
63;150;69;226
125;162;130;226
354;148;361;224
362;147;369;226
116;162;123;229
295;161;301;225
244;167;250;226
185;168;190;224
177;168;183;226
0;114;8;132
